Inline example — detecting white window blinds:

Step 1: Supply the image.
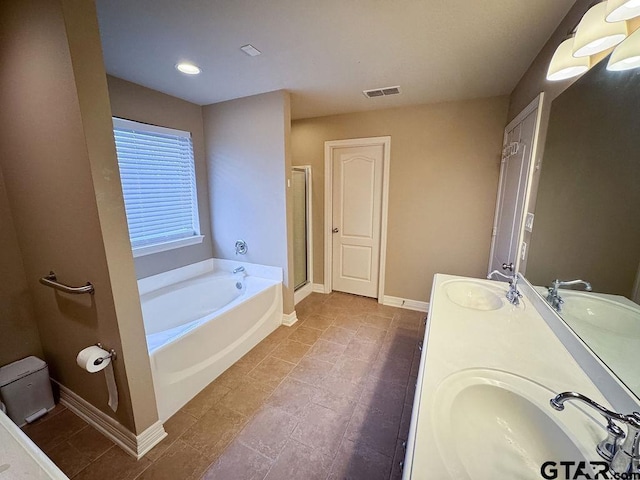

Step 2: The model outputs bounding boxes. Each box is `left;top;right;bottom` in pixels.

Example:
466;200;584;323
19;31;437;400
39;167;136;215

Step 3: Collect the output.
112;118;200;251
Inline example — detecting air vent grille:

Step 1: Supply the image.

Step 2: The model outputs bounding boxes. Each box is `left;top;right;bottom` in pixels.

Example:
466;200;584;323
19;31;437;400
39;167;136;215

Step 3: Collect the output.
363;86;401;98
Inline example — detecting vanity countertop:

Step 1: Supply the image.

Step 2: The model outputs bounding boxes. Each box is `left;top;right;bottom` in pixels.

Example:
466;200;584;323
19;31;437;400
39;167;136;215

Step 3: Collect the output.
0;409;68;479
404;274;615;479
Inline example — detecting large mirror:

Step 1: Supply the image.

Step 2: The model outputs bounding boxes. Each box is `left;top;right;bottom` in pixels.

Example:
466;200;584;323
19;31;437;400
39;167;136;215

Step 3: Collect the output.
525;58;640;398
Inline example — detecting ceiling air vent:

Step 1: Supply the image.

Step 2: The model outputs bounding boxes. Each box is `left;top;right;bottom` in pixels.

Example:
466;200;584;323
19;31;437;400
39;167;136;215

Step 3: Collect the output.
363;86;401;98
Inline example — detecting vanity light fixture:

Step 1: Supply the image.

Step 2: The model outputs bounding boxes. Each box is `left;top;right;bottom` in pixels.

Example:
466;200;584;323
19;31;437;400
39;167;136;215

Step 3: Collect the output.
573;2;628;57
607;28;640;69
175;62;201;75
547;38;591;81
606;0;640;22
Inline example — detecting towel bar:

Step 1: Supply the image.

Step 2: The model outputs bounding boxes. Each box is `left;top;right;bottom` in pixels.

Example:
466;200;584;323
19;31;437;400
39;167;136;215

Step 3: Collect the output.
39;271;94;295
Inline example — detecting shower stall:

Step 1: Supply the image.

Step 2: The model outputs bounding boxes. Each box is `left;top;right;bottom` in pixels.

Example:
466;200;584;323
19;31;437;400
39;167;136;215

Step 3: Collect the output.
292;166;313;302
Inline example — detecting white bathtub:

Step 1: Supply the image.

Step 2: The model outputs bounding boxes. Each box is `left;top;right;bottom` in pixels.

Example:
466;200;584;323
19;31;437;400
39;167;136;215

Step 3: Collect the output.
138;259;283;422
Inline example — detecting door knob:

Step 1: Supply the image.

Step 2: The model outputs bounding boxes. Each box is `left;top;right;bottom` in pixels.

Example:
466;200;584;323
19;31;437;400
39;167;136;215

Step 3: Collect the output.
502;262;514;272
332;228;339;233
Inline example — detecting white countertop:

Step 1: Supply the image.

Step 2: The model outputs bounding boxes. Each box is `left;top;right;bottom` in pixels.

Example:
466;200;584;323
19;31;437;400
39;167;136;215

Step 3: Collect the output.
0;410;68;479
404;274;615;480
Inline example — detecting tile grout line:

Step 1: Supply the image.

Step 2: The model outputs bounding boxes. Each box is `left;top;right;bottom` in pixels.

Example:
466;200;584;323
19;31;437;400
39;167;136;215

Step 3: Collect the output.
237;415;301;480
188;335;305;474
52;294;416;480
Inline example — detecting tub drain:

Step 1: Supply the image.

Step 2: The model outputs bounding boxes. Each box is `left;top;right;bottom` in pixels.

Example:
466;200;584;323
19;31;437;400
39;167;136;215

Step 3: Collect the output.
236;282;243;290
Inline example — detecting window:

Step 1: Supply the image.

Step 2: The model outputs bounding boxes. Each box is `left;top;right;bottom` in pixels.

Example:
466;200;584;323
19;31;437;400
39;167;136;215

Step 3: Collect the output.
112;117;202;257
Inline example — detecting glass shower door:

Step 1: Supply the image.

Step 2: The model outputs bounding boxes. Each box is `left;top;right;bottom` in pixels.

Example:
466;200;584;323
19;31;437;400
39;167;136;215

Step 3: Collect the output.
292;168;308;290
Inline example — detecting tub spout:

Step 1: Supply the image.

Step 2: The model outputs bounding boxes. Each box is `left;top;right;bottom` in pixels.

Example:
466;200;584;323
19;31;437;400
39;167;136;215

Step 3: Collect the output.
232;266;245;274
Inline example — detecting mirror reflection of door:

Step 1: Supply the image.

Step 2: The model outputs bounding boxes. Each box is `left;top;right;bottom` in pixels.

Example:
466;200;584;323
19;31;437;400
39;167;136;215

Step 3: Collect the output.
292;167;310;290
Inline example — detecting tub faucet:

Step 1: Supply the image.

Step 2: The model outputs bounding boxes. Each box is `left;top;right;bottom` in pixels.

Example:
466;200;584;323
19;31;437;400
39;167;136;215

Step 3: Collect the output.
551;391;640;474
232;266;245;274
546;279;592;312
487;270;522;306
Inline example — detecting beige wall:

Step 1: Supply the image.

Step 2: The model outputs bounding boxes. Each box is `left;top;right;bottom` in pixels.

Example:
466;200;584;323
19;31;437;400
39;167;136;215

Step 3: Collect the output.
0;0;157;433
292;97;509;301
0;167;42;366
107;76;214;279
203;91;295;313
284;95;295;313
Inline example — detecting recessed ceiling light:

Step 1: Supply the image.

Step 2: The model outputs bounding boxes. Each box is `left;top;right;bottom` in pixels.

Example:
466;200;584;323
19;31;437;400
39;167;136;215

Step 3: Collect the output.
240;44;262;57
176;63;201;75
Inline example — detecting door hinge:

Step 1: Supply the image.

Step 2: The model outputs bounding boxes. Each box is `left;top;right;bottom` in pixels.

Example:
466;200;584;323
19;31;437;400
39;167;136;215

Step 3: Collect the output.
491;227;497;237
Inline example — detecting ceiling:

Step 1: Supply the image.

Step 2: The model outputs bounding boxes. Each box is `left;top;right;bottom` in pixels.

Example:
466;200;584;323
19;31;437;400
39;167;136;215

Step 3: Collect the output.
96;0;576;120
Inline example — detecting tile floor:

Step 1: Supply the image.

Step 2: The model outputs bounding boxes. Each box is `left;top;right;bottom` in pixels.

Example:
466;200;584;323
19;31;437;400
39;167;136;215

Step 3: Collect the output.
22;292;426;480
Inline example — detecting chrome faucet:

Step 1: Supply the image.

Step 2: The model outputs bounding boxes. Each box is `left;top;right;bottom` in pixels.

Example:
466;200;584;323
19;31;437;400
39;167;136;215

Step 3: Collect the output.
546;279;592;312
551;391;640;474
506;281;523;306
487;270;512;281
232;266;245;274
487;270;522;306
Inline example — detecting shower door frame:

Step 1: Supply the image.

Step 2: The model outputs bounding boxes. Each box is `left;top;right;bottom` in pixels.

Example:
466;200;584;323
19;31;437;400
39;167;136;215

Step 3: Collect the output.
293;165;314;305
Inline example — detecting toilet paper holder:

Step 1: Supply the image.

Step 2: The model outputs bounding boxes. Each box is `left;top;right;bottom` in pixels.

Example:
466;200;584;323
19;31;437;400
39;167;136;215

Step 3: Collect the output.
93;343;117;366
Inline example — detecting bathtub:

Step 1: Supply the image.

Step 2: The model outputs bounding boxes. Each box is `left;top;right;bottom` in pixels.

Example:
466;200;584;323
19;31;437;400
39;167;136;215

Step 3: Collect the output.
138;259;283;422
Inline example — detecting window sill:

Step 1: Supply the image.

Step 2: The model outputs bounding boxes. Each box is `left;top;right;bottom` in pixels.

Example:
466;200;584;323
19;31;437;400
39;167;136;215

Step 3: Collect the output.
132;235;204;258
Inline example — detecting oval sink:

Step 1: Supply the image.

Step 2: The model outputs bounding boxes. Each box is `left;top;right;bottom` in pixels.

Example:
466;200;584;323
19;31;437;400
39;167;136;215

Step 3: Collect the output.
560;291;640;337
432;369;602;480
443;280;504;311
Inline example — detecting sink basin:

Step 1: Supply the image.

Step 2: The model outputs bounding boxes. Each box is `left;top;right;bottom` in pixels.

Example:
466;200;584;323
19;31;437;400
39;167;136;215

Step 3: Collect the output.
443;280;504;311
533;288;640;394
432;369;602;480
560;291;640;337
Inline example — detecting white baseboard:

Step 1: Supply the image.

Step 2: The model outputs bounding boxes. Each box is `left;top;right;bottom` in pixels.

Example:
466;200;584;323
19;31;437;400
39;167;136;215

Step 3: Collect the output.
282;311;298;327
294;283;313;305
55;381;166;459
382;295;429;312
313;283;327;294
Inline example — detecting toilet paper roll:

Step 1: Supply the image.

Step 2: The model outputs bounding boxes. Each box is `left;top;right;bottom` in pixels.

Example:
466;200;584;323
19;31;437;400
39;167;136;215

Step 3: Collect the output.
76;346;119;412
76;345;111;373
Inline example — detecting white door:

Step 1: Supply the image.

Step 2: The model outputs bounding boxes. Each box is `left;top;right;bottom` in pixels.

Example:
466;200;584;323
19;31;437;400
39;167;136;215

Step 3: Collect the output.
332;144;383;297
489;96;541;276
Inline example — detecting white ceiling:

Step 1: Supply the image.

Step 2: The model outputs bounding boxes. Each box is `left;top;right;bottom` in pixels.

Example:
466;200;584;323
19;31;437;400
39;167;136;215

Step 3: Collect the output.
96;0;575;120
